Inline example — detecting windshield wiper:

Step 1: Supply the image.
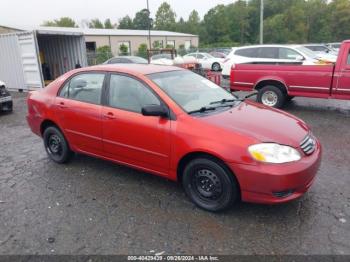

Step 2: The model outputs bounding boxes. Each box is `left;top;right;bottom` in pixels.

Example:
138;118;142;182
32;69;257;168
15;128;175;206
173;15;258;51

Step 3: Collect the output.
209;98;237;105
188;106;217;114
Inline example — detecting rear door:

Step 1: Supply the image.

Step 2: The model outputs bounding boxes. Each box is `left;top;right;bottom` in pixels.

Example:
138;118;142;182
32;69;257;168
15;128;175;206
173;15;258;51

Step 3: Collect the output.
55;72;105;154
101;73;171;175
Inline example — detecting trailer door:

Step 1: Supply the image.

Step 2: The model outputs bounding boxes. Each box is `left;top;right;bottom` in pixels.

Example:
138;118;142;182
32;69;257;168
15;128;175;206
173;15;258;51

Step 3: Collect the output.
17;32;43;90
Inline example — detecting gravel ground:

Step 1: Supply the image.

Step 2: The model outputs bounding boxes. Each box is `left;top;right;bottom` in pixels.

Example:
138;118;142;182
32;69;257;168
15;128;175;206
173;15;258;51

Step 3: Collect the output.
0;92;349;255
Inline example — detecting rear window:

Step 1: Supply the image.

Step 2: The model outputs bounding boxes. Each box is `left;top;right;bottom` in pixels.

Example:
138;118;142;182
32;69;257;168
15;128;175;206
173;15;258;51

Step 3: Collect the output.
235;48;258;58
257;47;278;59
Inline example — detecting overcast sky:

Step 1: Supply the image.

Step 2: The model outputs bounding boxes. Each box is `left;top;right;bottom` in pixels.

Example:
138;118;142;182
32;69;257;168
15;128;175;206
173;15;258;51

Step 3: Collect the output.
1;0;234;28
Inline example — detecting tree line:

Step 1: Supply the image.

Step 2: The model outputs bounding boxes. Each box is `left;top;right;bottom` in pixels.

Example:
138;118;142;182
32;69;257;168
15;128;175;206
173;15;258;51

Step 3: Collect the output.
42;0;350;47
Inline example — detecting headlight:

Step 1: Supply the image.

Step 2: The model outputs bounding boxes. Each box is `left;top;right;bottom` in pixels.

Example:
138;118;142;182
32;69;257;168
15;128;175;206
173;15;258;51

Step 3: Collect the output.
248;143;301;164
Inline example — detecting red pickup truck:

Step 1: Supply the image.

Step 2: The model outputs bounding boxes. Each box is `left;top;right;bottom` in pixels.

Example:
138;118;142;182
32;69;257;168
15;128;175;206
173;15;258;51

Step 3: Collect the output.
230;40;350;108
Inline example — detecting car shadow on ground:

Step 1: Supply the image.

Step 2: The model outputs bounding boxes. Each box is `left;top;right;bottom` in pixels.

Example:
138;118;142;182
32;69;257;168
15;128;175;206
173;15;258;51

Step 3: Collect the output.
68;152;312;221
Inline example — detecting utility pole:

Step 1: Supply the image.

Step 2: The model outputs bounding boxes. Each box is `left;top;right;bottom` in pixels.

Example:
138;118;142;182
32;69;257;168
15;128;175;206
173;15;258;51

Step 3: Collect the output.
147;0;152;50
259;0;264;44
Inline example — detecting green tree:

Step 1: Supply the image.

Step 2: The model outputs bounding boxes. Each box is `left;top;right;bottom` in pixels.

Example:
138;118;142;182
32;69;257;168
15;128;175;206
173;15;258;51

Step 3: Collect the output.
104;19;114;29
137;43;148;59
186;10;201;35
329;0;350;41
119;44;129;55
42;17;77;27
89;18;104;29
118;15;133;29
96;45;112;64
154;2;176;30
133;9;152;30
202;5;230;44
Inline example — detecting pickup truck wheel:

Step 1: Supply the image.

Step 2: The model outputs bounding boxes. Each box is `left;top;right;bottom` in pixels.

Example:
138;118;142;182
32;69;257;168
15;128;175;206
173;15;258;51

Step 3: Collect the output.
257;85;286;108
43;126;73;164
182;157;239;212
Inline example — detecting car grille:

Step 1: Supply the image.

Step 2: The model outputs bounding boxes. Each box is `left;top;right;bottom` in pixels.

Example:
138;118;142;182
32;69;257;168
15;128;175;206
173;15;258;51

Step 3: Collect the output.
300;133;316;155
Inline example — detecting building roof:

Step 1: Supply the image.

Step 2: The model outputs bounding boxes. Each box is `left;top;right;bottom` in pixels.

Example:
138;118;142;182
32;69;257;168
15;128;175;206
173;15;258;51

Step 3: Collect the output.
0;24;197;37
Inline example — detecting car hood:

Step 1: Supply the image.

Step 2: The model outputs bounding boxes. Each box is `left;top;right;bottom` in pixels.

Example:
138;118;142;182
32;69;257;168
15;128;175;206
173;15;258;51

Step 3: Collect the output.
198;100;309;147
0;80;5;86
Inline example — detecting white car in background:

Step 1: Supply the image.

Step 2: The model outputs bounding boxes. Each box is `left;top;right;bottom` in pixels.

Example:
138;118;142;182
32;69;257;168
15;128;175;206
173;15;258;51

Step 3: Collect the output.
222;44;326;79
184;52;224;71
150;54;197;66
302;44;338;62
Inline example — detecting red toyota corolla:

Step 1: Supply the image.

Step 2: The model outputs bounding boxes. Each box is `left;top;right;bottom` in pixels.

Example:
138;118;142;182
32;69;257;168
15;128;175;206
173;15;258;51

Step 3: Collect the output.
27;64;322;212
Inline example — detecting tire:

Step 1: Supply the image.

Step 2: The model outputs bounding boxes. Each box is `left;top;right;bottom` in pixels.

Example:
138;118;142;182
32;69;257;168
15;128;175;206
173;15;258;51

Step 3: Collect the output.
43;126;73;164
212;62;221;72
182;157;239;212
257;85;286;108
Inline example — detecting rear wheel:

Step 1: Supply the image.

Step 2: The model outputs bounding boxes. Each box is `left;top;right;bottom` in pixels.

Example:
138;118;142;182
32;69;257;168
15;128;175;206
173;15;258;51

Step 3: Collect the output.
43;126;72;164
257;85;286;108
182;157;239;212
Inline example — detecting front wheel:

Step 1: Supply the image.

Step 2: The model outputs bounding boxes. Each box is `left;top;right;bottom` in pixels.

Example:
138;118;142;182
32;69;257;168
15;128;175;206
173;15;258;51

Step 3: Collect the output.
43;126;73;164
212;62;221;71
257;85;286;108
182;157;239;212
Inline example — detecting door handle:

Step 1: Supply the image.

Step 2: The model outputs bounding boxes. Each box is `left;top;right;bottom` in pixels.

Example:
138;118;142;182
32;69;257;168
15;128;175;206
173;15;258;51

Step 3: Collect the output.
57;102;68;108
103;112;116;119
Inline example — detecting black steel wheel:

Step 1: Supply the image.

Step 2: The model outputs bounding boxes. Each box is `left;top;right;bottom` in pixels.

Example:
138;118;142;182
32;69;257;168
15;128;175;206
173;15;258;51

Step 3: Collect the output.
182;157;239;212
43;126;72;164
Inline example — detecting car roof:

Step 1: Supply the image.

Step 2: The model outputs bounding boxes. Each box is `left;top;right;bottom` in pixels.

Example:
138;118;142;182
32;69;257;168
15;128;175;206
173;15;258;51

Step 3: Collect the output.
84;64;183;75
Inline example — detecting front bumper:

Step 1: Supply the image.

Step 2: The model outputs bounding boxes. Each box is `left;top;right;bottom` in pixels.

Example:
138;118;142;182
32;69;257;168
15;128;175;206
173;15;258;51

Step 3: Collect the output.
0;95;13;111
228;140;322;204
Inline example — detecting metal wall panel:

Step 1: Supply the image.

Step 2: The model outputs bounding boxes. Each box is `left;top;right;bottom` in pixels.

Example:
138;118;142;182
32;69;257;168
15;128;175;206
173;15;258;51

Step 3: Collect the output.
0;33;26;90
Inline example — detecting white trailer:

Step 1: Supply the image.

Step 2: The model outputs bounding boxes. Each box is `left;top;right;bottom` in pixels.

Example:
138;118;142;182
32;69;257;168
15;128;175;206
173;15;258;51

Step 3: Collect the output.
0;28;87;91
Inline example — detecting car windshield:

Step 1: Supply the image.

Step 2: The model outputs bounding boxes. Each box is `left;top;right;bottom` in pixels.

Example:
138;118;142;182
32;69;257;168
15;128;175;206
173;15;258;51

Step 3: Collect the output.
148;70;237;114
295;46;318;59
130;57;148;64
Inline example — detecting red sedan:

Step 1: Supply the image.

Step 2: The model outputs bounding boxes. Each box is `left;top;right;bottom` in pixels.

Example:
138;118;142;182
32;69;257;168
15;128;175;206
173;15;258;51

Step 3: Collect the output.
27;64;322;212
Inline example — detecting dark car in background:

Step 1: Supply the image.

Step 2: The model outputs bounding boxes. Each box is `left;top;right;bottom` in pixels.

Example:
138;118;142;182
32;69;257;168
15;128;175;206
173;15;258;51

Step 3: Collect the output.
103;56;148;65
0;80;13;112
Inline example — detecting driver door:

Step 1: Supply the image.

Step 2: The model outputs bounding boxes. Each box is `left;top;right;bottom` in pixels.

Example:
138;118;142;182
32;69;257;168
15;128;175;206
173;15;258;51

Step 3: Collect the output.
101;73;172;175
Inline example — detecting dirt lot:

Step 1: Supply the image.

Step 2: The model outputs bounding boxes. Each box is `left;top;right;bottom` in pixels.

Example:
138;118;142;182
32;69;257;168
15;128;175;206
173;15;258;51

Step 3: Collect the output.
0;92;349;255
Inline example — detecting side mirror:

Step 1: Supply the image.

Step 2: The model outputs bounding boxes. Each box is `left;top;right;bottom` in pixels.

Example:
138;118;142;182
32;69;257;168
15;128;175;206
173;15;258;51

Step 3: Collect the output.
142;104;168;118
295;55;304;61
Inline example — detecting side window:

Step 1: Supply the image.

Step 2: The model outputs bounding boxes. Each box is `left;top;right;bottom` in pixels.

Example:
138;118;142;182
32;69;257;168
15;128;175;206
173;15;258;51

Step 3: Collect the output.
258;47;278;59
279;48;302;60
108;58;122;64
235;48;258;58
197;54;204;59
59;73;105;104
347;51;350;65
108;74;160;113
